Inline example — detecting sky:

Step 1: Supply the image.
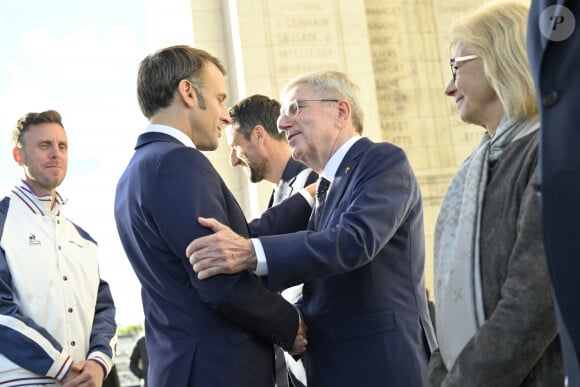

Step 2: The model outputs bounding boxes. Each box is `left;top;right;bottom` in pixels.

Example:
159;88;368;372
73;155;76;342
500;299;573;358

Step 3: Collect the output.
0;0;193;326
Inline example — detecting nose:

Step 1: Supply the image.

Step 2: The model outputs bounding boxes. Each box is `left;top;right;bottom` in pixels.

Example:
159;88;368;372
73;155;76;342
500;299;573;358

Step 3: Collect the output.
49;143;61;159
229;148;240;167
222;108;232;125
444;78;457;97
277;114;290;134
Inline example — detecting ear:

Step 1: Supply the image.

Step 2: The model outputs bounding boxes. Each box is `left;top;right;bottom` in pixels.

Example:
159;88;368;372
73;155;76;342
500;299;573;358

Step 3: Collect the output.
13;147;24;166
336;100;351;129
177;79;197;108
253;125;265;142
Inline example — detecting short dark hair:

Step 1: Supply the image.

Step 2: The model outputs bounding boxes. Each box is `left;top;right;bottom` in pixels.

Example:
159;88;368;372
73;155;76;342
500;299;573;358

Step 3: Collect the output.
12;110;63;147
228;94;285;141
137;45;226;119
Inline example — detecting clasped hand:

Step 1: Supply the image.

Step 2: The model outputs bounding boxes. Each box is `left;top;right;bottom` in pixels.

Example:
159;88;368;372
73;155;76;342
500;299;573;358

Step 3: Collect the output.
61;360;104;387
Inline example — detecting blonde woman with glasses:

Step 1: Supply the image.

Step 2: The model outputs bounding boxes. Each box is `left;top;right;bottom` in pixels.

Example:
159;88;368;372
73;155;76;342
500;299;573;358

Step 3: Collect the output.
429;1;564;386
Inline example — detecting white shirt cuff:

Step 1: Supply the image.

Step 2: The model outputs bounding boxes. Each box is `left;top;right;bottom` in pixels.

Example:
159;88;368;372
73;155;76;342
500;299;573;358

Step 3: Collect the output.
251;238;268;276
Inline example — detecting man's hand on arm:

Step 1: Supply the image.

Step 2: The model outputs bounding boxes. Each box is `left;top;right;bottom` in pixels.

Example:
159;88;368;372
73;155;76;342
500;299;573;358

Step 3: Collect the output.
187;217;258;280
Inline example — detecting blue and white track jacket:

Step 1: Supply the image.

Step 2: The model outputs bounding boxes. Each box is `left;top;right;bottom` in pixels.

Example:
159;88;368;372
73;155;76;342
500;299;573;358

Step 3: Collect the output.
0;182;117;386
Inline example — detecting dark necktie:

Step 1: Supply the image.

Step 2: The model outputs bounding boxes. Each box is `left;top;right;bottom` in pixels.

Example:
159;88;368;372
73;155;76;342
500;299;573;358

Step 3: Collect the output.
313;177;330;231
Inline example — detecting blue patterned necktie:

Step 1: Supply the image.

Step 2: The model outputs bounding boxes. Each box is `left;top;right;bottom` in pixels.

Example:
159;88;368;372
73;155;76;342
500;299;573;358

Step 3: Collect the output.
313;177;330;231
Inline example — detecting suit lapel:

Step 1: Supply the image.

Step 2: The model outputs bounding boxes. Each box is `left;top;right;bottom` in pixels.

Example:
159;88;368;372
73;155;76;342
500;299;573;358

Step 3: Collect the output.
282;159;302;194
316;138;373;230
271;158;305;207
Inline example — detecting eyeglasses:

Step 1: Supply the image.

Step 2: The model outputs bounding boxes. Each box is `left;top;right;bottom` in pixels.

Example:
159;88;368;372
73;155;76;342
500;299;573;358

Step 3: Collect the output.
279;99;339;120
450;55;479;82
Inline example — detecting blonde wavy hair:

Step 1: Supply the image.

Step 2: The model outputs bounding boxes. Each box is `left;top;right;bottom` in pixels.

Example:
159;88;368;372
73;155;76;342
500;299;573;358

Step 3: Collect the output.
450;0;537;119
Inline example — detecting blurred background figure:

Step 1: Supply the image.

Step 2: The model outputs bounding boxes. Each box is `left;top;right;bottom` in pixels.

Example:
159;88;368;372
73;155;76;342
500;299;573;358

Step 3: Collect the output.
130;336;148;387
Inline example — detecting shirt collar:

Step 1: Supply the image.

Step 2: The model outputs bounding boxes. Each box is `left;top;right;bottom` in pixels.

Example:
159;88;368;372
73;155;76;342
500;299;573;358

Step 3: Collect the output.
321;135;361;182
14;180;65;216
144;124;196;149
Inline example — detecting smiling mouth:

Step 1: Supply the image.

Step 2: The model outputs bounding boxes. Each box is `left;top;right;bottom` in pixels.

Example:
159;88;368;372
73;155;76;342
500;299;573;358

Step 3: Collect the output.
287;132;299;142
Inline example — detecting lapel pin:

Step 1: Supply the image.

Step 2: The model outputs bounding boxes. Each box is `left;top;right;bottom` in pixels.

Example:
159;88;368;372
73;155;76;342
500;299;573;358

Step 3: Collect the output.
345;167;350;174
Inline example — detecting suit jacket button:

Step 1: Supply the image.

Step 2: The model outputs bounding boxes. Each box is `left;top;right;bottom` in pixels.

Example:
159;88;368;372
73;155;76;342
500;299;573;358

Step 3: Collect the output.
542;90;559;106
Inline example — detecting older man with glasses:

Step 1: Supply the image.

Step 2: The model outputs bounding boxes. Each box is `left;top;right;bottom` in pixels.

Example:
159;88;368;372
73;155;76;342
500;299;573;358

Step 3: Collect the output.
187;70;436;387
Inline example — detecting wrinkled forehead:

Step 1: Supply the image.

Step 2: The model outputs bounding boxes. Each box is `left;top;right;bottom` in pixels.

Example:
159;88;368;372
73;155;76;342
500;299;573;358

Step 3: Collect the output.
280;82;316;105
23;122;67;142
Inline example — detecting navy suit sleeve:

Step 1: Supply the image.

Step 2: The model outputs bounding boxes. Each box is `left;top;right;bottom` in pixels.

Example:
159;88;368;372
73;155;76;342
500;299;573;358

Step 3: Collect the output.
260;144;420;291
152;148;299;349
249;194;311;236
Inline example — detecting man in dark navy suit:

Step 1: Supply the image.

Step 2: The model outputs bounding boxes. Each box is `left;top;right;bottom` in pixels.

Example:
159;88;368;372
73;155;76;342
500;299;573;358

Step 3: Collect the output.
114;45;310;387
528;2;580;386
188;70;436;387
228;94;318;387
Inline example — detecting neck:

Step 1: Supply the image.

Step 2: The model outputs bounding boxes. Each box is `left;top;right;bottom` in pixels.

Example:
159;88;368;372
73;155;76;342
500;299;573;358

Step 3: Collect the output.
49;193;58;210
314;130;354;174
483;103;505;137
150;108;192;139
264;143;293;187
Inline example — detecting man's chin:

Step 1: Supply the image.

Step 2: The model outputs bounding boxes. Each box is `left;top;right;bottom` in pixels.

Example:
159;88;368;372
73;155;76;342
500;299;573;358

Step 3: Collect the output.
291;149;304;163
198;142;219;152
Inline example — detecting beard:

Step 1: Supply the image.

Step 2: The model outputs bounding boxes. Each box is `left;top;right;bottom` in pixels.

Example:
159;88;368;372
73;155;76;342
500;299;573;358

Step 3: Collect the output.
245;155;267;183
248;165;265;183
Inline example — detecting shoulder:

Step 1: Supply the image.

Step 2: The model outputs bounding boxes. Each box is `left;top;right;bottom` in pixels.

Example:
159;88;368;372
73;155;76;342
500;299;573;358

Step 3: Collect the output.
135;134;211;167
487;131;540;201
503;131;540;171
133;142;217;183
369;140;405;156
354;139;411;171
347;140;418;194
351;138;406;160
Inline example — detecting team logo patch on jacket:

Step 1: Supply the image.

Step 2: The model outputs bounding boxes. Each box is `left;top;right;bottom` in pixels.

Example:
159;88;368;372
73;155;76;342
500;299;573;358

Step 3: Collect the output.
28;233;41;245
